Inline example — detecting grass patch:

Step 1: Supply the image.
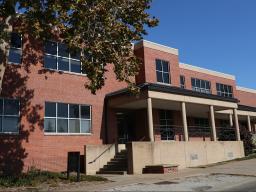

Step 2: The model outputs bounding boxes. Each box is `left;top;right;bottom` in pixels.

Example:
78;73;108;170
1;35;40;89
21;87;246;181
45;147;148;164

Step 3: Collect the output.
0;169;107;188
194;153;256;168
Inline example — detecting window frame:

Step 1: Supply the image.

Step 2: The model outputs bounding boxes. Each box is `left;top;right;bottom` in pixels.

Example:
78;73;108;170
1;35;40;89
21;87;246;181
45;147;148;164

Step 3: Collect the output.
216;83;233;98
191;78;211;94
8;33;22;65
0;98;20;134
159;109;175;141
155;59;171;85
44;41;84;75
180;75;186;89
44;102;92;135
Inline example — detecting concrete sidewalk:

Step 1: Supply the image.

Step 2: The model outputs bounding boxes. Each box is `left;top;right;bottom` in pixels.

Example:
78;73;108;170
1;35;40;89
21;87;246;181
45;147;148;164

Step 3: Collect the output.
55;158;256;191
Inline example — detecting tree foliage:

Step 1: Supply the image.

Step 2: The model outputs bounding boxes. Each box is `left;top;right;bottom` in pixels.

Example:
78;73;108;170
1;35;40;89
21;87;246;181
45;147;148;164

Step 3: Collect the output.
0;0;158;93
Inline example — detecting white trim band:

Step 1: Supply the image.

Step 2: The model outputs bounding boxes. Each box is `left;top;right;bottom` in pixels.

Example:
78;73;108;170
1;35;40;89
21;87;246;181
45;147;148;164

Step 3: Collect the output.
180;63;236;80
236;86;256;94
134;40;179;55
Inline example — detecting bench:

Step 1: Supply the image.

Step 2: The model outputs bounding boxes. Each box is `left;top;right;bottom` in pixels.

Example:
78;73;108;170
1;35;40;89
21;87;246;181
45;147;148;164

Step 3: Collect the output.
142;164;179;174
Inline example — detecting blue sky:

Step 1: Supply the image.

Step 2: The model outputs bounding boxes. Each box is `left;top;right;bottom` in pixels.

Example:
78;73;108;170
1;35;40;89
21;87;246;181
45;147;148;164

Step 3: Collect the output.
146;0;256;89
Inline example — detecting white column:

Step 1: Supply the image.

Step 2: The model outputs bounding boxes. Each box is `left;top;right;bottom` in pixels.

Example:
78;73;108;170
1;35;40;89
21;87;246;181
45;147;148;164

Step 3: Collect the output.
229;113;233;127
209;105;217;141
147;97;154;142
247;116;252;132
233;108;241;141
181;102;189;141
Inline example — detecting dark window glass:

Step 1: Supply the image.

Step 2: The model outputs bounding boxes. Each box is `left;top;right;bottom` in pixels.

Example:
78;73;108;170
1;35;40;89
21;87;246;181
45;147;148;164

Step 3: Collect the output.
70;49;80;60
162;61;169;72
156;59;162;71
70;60;81;73
156;71;163;82
10;33;21;48
44;41;57;55
0;99;2;115
44;55;57;69
69;119;80;133
44;118;56;132
8;49;21;64
81;120;90;133
45;102;56;117
3;116;19;132
57;103;68;118
69;104;79;118
4;99;19;115
58;43;69;57
180;76;185;88
216;83;233;98
58;57;69;71
163;73;170;84
191;78;196;87
81;106;90;119
57;119;68;133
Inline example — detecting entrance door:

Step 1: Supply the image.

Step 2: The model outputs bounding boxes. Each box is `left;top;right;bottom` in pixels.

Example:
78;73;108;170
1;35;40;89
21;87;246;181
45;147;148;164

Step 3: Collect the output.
116;112;135;144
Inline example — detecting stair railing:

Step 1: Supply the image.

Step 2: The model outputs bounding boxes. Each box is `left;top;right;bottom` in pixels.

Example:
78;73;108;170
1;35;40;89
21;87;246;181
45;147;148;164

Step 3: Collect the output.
88;143;115;164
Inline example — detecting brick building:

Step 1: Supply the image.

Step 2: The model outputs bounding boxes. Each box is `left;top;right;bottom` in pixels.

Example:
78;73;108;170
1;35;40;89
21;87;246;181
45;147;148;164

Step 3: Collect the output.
1;34;256;174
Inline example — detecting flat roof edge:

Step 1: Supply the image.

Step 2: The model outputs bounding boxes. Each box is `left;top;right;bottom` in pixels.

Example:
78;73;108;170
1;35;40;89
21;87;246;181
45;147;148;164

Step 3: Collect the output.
180;63;236;80
134;40;179;55
236;86;256;94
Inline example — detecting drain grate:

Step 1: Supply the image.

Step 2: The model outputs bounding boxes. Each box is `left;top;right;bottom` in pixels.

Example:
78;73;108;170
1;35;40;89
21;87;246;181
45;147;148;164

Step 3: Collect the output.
154;181;179;185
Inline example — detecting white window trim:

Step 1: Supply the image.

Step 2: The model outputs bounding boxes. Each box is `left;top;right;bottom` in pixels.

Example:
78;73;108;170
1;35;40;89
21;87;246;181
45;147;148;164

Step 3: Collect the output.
8;33;22;65
44;102;92;135
156;59;171;85
44;41;83;74
216;83;233;98
191;78;211;94
0;98;20;134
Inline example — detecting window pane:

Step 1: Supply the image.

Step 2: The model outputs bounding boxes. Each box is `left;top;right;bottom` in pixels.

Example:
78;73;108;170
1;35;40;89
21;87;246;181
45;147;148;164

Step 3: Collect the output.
45;102;56;117
69;119;80;133
81;106;90;119
162;61;169;72
196;79;200;87
4;99;19;115
163;73;170;84
0;99;3;115
44;41;57;55
81;120;91;133
57;119;68;133
58;43;69;57
70;49;80;60
44;55;57;69
57;103;68;117
8;48;21;64
69;104;79;118
58;57;69;71
70;60;81;73
156;59;162;71
156;71;163;83
191;78;195;87
10;33;21;48
3;117;19;132
44;118;56;132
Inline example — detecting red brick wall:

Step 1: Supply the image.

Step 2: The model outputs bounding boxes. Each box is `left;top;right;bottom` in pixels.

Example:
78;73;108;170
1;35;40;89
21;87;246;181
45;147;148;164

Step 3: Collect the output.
0;35;127;174
236;90;256;107
135;47;180;87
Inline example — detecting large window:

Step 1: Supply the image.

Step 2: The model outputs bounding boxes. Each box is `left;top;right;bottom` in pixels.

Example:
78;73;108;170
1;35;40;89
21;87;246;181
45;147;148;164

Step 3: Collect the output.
216;83;233;98
191;78;211;94
180;75;185;89
44;102;91;134
156;59;170;84
8;33;22;64
44;41;82;74
159;110;174;140
0;98;20;133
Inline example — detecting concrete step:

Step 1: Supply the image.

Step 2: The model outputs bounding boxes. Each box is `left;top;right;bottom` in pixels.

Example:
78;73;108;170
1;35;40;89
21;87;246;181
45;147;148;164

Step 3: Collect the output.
96;170;127;175
102;166;127;171
110;157;127;162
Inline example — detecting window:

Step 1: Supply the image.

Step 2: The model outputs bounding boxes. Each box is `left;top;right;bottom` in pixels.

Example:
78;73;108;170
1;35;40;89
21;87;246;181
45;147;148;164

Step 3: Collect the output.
0;98;20;133
159;110;174;140
8;33;22;64
156;59;170;84
44;102;91;134
44;41;82;73
194;118;209;128
180;75;185;89
191;78;211;94
216;83;233;98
